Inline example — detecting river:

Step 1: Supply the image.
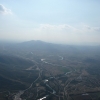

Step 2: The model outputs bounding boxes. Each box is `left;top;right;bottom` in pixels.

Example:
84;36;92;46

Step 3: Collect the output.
14;55;64;100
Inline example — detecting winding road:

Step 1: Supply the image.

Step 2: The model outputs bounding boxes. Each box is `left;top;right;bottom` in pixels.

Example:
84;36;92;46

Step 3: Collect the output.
14;55;73;100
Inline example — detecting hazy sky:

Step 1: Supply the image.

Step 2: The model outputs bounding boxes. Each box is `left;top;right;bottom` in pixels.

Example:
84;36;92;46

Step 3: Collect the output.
0;0;100;45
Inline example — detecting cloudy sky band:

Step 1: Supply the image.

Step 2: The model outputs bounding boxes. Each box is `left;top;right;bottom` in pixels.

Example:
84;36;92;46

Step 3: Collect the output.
0;0;100;45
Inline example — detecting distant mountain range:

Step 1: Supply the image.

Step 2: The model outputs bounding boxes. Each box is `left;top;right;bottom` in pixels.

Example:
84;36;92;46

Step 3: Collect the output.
0;40;100;56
